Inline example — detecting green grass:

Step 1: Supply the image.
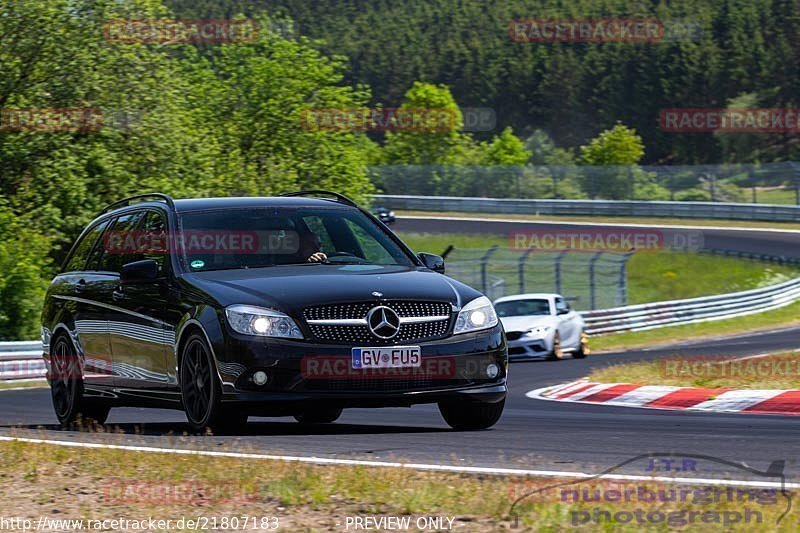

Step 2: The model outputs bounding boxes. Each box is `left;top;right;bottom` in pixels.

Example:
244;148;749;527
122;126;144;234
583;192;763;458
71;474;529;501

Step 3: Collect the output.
589;351;800;389
398;232;800;305
1;440;797;531
754;188;799;205
0;380;46;391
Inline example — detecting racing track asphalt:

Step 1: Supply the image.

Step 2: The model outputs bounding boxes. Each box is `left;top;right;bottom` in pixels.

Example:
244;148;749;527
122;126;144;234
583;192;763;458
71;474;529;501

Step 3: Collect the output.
0;216;798;484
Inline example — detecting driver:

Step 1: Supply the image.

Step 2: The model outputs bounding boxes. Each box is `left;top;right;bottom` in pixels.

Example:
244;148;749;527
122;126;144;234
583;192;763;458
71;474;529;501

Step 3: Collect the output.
298;231;327;263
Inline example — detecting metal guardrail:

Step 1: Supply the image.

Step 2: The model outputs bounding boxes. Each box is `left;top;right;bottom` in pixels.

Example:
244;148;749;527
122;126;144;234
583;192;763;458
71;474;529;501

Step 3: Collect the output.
2;276;799;380
0;341;45;381
375;195;800;222
580;277;800;335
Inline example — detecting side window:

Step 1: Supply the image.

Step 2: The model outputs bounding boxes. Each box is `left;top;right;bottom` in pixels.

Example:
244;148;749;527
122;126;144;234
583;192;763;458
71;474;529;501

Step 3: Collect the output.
96;211;146;273
301;216;335;254
555;298;570;314
344;220;394;263
139;210;168;272
63;220;110;273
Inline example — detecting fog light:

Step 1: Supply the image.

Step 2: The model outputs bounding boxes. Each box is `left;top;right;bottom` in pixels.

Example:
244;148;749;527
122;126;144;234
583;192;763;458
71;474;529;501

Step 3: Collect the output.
253;371;269;386
486;364;499;378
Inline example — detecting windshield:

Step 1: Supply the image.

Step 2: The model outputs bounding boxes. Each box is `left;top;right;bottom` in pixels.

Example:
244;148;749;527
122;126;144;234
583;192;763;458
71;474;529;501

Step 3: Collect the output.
495;299;552;317
177;207;413;271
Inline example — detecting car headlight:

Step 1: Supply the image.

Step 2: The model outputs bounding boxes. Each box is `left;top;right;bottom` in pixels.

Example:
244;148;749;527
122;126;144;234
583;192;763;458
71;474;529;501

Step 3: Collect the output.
225;304;303;339
388;211;395;217
525;326;551;339
454;296;498;335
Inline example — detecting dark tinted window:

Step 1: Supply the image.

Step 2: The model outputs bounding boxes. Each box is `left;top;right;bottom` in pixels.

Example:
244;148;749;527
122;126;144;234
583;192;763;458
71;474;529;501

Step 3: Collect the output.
96;211;146;273
139;210;168;272
495;299;551;317
178;207;412;271
63;220;110;273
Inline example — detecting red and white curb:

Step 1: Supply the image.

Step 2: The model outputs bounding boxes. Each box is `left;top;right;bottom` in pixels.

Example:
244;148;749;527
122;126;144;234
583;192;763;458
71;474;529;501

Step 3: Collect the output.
527;380;800;415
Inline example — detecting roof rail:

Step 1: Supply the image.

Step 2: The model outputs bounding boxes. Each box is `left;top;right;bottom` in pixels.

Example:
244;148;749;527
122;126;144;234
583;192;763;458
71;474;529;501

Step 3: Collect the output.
100;193;176;215
279;190;359;208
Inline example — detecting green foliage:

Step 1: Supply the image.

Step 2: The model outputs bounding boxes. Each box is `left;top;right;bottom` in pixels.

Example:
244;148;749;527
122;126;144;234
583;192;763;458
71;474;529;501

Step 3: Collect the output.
580;124;645;166
0;203;52;340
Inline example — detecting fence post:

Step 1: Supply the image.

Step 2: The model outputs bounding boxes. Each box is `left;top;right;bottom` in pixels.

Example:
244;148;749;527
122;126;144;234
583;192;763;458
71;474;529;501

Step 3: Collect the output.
480;245;499;293
617;250;637;307
588;251;604;310
518;247;537;293
554;249;569;294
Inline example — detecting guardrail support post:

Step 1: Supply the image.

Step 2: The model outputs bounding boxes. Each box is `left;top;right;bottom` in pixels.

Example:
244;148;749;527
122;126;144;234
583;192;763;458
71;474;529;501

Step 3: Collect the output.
554;249;569;294
480;245;499;293
618;250;636;307
588;251;604;310
518;247;536;293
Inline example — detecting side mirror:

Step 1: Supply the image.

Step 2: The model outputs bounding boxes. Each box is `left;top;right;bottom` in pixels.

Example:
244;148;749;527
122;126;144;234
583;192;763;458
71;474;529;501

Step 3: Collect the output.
120;259;161;284
418;252;445;274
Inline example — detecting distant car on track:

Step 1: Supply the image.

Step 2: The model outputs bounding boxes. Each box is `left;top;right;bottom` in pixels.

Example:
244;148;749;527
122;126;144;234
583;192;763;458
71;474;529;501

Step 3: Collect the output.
494;293;588;361
373;206;396;224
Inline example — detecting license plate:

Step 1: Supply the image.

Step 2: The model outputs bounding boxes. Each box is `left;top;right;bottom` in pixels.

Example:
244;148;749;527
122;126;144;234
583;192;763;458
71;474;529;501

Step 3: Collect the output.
352;346;421;369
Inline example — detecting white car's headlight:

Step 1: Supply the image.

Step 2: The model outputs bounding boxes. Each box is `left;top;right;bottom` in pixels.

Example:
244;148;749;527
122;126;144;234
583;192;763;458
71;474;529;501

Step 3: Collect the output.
225;304;303;339
454;296;498;335
525;326;551;338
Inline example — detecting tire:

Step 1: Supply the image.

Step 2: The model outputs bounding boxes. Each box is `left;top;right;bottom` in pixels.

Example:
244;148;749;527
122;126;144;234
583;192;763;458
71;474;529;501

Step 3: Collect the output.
180;333;247;434
294;407;343;424
573;332;590;359
439;399;505;430
50;333;111;427
546;333;564;361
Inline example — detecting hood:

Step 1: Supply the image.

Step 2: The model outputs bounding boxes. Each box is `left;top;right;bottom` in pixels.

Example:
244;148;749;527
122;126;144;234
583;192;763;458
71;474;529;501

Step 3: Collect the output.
183;264;482;316
499;315;557;333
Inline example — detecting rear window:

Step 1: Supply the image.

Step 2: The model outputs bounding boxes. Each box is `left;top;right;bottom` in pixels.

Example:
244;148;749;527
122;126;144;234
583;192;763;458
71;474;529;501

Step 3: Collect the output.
62;219;110;273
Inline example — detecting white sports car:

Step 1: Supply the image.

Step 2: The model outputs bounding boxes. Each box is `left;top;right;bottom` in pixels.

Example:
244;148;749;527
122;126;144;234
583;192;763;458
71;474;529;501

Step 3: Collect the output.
494;293;589;360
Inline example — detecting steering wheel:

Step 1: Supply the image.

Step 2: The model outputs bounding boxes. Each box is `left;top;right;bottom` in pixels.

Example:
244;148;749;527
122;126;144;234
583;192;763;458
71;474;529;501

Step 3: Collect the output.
325;251;367;263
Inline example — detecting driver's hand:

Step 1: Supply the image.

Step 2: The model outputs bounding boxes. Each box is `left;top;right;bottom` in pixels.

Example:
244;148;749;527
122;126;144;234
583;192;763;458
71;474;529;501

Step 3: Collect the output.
307;252;327;263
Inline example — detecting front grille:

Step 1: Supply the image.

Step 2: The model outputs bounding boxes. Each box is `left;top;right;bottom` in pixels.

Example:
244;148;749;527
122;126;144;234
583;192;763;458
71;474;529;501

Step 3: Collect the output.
304;300;452;345
505;331;524;341
304;377;473;392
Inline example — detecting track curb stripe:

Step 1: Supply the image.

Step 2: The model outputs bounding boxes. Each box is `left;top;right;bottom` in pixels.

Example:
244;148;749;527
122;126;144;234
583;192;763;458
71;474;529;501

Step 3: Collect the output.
528;380;800;415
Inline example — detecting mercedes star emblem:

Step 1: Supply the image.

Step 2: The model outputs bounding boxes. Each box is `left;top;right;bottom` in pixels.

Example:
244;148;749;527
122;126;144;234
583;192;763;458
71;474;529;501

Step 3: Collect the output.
367;306;400;339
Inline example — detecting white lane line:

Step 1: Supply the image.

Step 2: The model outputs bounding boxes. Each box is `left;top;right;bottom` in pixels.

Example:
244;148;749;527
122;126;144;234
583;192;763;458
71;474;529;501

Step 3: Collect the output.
0;435;796;489
689;390;789;412
400;215;800;234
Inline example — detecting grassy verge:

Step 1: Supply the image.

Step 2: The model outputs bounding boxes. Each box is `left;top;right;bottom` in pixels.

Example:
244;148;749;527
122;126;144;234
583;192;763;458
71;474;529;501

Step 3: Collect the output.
588;351;800;389
0;440;796;531
0;380;47;391
590;300;800;353
397;232;799;304
397;210;800;231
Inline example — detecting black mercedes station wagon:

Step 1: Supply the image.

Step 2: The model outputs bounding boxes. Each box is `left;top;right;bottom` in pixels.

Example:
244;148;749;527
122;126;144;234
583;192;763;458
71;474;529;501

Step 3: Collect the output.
41;191;507;432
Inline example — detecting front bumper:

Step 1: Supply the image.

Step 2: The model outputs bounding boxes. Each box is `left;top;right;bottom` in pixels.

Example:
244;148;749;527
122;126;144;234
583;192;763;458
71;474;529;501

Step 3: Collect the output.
507;334;553;359
212;324;507;412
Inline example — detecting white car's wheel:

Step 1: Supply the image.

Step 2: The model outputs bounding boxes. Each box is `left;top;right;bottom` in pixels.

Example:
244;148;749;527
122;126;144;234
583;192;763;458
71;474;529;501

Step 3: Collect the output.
546;332;564;361
573;332;590;359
